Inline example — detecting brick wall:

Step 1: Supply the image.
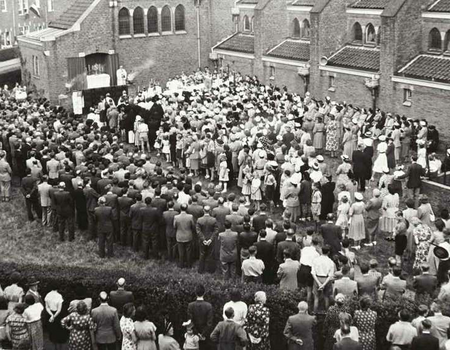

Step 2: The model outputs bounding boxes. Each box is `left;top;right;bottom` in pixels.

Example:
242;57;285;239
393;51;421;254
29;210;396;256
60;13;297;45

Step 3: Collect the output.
310;0;354;97
19;41;49;96
263;61;306;94
219;54;255;77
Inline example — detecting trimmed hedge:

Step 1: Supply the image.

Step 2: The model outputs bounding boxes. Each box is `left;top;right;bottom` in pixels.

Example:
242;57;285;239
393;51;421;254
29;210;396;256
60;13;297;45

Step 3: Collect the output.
0;261;443;350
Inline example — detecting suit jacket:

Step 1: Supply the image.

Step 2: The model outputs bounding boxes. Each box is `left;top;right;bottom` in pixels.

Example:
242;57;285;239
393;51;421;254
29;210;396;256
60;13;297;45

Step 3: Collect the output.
187;203;204;223
413;273;438;296
333;277;358;298
352;150;369;177
53;190;74;216
212;206;231;232
356;274;378;299
84;186;100;212
284;313;316;350
428;314;450;349
21;176;38;198
256;240;274;267
196;215;218;241
117;196;134;218
320;223;342;255
210;319;247;350
94;206;114;233
187;300;213;338
91;304;121;344
277;240;300;262
174;212;196;242
332;338;362;350
225;213;244;232
104;193;118;220
109;289;134;317
129;202;145;230
365;197;383;220
38;182;52;207
163;209;178;238
239;230;258;250
151;197;167;216
140;206;160;233
278;259;300;291
411;333;439;350
253;213;268;234
383;276;406;299
97;178;113;195
404;163;425;189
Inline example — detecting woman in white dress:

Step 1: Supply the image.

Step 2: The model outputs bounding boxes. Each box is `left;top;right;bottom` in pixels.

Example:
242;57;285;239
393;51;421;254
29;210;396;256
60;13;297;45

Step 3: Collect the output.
222;289;248;326
380;185;399;240
416;140;428;170
348;192;366;250
371;135;388;181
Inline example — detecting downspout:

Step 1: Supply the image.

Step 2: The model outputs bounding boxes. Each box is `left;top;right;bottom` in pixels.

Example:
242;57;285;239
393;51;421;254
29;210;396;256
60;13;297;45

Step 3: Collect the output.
196;0;201;69
12;0;16;44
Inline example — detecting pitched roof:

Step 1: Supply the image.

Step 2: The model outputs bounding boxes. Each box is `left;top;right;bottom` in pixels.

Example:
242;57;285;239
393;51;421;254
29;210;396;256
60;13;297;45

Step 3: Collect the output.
350;0;391;9
49;0;93;30
0;47;20;63
428;0;450;12
266;40;310;61
289;0;316;6
327;45;380;71
397;55;450;83
238;0;259;4
214;33;255;54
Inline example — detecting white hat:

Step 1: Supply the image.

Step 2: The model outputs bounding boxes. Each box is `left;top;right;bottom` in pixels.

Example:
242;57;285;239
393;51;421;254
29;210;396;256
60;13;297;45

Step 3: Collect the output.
378;135;386;141
354;192;364;201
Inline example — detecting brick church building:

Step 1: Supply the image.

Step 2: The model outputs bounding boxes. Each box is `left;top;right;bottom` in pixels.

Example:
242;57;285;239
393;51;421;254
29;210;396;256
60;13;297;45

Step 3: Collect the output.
18;0;450;137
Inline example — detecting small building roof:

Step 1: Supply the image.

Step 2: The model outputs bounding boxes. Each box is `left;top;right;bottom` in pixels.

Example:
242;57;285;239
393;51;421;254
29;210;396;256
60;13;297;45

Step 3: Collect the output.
397;54;450;83
350;0;391;9
237;0;259;4
214;33;255;54
21;27;65;43
428;0;450;12
266;39;310;61
327;45;380;71
0;47;20;62
49;0;94;30
289;0;316;6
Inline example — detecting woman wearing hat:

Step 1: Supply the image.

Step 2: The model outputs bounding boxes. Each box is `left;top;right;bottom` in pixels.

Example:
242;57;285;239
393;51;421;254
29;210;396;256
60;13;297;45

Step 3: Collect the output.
348;192;365;250
335;155;353;191
380;185;399;241
325;115;339;158
158;319;180;350
371;135;388;182
378;168;394;199
312;117;325;154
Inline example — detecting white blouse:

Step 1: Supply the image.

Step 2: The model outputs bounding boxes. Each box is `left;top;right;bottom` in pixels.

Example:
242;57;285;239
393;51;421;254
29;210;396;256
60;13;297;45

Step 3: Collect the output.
44;291;64;312
23;303;44;322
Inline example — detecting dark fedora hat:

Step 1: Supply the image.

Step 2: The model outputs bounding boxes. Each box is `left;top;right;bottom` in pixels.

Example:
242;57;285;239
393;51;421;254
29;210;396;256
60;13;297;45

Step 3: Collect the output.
27;276;40;287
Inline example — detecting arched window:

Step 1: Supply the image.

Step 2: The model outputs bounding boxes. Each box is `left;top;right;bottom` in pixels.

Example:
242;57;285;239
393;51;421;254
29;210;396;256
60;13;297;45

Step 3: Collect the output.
147;6;158;34
161;5;172;32
366;23;375;44
118;7;130;35
292;18;300;38
302;19;310;38
133;7;144;34
429;28;442;51
353;22;362;42
445;30;450;51
243;15;250;31
175;5;185;31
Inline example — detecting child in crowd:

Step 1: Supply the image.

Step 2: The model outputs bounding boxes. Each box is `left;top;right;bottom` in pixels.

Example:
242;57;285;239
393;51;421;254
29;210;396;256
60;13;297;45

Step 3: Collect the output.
182;320;199;350
161;133;171;163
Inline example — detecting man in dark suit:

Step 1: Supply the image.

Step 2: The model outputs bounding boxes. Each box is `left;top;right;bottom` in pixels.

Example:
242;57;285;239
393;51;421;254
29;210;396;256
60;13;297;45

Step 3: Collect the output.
94;196;114;258
382;266;406;300
163;201;179;261
187;284;214;350
276;228;300;263
355;263;379;299
129;194;145;251
225;204;244;233
411;319;439;350
140;197;160;260
333;325;362;350
53;182;75;241
117;187;133;246
21;168;42;222
319;214;342;257
283;301;316;349
91;291;121;350
255;230;275;284
252;203;269;234
196;206;218;274
187;195;204;223
109;278;134;318
212;197;230;233
413;263;438;300
399;155;425;207
84;178;100;240
211;307;247;350
352;143;371;192
104;185;120;243
174;203;196;268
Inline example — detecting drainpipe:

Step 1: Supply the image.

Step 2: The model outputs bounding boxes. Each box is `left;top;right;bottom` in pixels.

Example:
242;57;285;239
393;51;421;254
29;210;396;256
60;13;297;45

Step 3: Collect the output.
196;0;201;69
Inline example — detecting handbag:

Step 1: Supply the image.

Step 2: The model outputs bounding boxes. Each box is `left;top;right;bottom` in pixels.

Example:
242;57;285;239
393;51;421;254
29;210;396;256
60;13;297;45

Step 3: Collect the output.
128;130;135;144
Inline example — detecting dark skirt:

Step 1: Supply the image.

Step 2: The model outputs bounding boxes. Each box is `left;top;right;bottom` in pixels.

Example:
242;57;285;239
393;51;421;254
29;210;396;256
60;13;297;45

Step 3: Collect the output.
265;185;275;202
46;312;68;344
298;264;313;287
395;234;407;256
206;152;215;168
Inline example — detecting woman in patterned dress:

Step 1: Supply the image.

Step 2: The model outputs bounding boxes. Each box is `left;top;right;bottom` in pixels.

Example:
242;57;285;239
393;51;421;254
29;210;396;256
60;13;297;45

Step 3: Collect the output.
323;294;349;350
326;115;339;157
413;221;433;271
6;304;30;350
354;296;377;350
245;291;270;350
61;301;95;350
312;117;325;153
120;303;137;350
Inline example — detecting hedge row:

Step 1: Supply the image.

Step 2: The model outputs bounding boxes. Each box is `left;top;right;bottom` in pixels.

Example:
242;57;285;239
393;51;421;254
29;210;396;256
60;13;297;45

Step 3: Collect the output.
0;261;436;350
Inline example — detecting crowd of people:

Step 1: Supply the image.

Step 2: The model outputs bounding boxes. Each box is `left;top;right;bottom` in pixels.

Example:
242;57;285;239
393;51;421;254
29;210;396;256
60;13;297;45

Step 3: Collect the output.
1;68;450;349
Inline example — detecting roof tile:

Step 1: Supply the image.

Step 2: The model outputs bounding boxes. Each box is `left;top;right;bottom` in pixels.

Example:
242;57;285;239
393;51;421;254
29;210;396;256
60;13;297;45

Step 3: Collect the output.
266;40;310;61
429;0;450;12
215;34;255;54
49;0;93;30
350;0;391;9
398;55;450;83
327;45;380;71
